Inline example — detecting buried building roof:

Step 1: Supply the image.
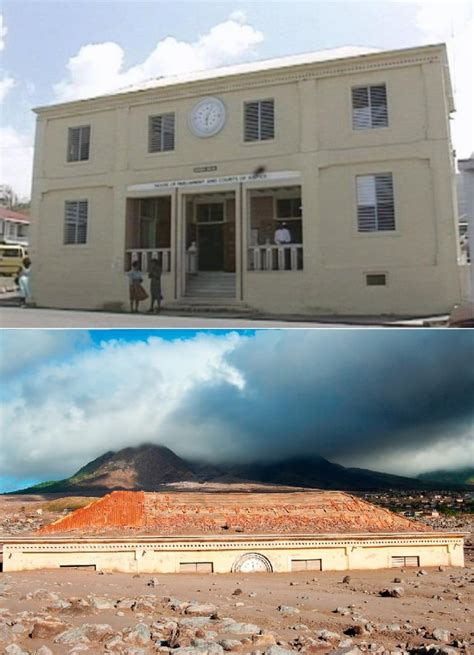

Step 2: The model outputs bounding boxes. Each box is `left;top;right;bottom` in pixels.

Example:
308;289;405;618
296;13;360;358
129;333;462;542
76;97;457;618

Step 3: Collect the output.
38;490;432;536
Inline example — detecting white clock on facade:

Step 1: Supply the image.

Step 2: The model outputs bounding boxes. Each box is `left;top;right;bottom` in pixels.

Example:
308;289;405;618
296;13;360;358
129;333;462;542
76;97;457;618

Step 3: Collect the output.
189;97;226;138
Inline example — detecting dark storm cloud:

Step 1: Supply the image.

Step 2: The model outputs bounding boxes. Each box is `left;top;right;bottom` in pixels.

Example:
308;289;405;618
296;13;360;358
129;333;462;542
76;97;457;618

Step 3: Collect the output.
161;330;474;468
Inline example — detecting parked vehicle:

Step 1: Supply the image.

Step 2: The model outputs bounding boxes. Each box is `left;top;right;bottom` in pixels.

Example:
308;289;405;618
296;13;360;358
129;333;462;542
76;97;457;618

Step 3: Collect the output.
0;243;28;276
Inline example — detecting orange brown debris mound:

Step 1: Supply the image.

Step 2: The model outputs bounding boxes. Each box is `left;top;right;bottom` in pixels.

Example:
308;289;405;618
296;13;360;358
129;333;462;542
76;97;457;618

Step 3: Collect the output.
38;491;145;534
37;491;432;536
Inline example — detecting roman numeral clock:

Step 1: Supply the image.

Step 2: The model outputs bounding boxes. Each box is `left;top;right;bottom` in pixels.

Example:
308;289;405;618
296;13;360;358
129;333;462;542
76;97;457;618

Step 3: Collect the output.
189;97;226;138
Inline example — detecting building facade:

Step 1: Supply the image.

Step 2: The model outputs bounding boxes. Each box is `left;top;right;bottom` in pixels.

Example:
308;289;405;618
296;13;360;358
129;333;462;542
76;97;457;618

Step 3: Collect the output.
30;44;463;315
3;491;465;573
458;156;474;299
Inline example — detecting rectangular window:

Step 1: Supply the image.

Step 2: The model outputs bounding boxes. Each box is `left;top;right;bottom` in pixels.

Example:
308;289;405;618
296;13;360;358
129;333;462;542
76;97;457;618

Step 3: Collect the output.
276;198;302;219
148;113;175;152
291;559;322;572
244;99;274;141
179;562;214;573
366;273;387;286
64;200;88;245
67;126;91;162
356;173;395;232
196;202;224;223
391;556;420;568
352;84;388;129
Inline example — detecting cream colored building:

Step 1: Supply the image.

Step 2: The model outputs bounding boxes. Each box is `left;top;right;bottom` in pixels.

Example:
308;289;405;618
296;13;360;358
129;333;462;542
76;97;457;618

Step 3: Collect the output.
3;532;465;574
30;44;464;315
3;491;465;573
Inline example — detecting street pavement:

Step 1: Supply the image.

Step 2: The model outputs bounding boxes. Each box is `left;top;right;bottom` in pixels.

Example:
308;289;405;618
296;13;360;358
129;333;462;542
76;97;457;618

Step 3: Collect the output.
0;303;349;328
0;286;445;328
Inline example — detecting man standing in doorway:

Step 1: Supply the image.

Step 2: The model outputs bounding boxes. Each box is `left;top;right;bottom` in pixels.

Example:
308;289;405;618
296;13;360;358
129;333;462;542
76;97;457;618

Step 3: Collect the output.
274;221;291;245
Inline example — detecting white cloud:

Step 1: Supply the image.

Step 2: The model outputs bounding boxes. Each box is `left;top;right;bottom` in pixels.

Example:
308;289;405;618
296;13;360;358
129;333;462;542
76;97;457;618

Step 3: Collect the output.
412;1;474;158
0;330;91;376
0;333;245;481
0;75;14;103
0;125;34;199
53;13;264;103
0;14;15;103
1;330;472;490
338;424;474;476
0;14;7;52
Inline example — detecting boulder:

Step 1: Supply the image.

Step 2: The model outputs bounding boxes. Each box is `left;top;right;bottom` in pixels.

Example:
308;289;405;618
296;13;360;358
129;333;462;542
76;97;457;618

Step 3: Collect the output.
88;596;115;610
219;639;242;651
264;647;296;655
54;627;91;644
34;647;54;655
379;587;404;598
30;619;69;639
80;623;115;641
432;629;451;643
252;633;277;649
185;605;218;617
225;623;261;635
277;606;300;615
125;623;152;645
5;645;30;655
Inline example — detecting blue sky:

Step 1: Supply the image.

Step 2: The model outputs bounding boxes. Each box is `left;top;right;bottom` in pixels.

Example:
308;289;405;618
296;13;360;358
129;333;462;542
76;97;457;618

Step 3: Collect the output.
1;328;473;493
0;0;472;198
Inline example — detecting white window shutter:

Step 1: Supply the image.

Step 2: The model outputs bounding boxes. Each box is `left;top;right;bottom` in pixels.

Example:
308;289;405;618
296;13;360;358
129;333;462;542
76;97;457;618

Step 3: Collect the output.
356;173;395;232
352;85;388;129
245;100;274;141
64;200;88;244
149;113;175;152
68;126;90;162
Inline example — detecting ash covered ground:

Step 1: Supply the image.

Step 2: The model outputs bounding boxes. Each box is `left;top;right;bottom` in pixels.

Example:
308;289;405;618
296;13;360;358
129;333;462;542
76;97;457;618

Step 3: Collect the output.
1;565;473;654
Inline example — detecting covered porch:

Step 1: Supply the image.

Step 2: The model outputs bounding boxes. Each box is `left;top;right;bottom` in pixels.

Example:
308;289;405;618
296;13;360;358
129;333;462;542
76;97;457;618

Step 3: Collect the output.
124;171;304;305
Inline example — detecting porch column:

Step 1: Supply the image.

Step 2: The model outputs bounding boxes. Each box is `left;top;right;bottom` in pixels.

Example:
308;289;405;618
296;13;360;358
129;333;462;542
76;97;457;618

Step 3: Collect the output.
170;188;178;300
236;182;244;301
176;189;186;300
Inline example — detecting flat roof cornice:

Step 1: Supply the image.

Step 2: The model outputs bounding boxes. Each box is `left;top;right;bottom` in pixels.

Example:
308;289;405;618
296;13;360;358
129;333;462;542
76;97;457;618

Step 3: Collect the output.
33;43;451;118
2;531;467;545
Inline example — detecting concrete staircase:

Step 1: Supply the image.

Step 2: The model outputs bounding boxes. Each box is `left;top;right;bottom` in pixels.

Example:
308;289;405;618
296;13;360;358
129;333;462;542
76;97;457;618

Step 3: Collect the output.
164;272;256;315
185;272;236;298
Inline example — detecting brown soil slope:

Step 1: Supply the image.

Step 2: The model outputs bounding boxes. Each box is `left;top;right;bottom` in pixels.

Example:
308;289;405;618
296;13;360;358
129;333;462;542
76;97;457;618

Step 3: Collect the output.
38;490;432;535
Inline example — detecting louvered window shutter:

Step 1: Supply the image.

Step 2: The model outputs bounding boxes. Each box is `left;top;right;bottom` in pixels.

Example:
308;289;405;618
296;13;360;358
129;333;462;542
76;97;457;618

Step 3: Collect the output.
149;113;175;152
357;173;395;232
370;85;388;127
244;102;259;141
260;100;274;140
64;200;88;244
67;126;91;161
357;175;377;231
244;100;274;141
162;113;175;151
79;126;90;160
375;173;395;230
67;128;80;162
352;84;388;129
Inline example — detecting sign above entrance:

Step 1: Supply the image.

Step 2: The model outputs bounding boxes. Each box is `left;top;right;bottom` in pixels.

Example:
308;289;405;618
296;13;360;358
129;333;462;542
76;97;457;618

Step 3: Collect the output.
127;171;301;193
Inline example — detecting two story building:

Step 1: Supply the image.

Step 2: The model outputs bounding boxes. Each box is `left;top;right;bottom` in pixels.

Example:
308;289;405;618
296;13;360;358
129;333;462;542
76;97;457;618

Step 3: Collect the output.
0;207;30;245
30;44;463;315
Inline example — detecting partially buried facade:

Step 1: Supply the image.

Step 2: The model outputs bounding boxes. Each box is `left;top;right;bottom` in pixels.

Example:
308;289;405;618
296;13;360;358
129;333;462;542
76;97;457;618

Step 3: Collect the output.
3;491;465;573
30;44;464;315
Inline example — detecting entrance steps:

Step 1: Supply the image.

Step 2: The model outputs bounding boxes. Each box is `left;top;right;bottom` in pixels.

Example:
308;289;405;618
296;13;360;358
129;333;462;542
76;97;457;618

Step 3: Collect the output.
185;272;236;298
164;299;256;314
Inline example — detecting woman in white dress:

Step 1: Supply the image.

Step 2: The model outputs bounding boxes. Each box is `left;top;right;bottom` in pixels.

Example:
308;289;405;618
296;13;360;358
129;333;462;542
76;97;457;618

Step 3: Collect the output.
17;256;31;308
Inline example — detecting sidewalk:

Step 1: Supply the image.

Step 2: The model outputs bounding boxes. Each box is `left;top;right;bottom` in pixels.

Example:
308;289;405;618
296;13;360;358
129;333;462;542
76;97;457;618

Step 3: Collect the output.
0;292;450;328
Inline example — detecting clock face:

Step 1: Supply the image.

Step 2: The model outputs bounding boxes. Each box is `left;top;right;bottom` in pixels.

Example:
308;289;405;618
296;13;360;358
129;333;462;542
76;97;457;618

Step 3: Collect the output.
233;553;272;573
190;97;226;138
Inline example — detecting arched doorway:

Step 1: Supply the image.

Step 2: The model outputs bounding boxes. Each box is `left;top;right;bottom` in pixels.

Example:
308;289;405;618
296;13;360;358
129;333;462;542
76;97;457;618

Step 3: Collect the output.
232;553;273;573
